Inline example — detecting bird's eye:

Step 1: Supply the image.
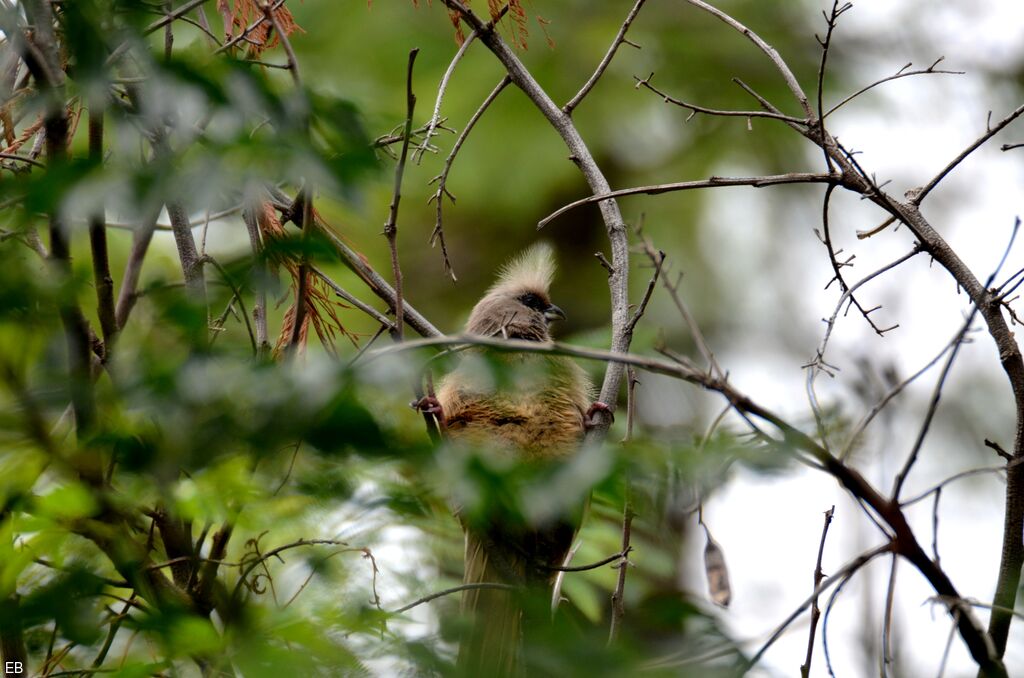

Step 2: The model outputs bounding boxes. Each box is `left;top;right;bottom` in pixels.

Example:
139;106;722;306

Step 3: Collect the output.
518;292;547;311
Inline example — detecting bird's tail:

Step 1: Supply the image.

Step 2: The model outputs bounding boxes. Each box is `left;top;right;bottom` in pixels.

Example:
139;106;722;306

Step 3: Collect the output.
458;532;525;677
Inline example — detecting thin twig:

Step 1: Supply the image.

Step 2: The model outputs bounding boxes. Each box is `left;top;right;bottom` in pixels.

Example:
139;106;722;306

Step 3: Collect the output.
384;49;419;341
542;547;631;573
260;1;300;86
241;199;270;355
311;266;394;330
900;462;1019;508
747;543;894;671
390;582;516;615
912;102;1024;204
230;538;350;603
891;310;978;498
538;172;836;229
624;248;663;334
825;59;964;119
683;0;813;117
564;0;647;115
634;72;806;124
414;31;478;164
87;102;117;350
608;474;634;643
428;75;512;280
881;554;898;677
800;505;835;678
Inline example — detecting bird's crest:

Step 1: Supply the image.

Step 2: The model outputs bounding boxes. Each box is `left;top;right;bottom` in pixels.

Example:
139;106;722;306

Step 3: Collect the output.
490;242;556;295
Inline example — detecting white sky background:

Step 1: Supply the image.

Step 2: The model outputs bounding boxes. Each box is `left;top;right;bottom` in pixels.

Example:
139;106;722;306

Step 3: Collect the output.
672;1;1024;676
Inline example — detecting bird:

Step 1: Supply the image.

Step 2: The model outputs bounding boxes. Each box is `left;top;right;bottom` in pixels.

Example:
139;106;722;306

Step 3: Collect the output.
414;243;608;676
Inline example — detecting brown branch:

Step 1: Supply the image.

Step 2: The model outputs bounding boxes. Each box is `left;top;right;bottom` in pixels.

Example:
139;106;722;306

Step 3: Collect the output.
683;0;813;117
165;201;208;307
748;543;893;671
383;49;418;342
814;1;850;174
891;308;978;498
288;188;312;352
241;199;270;356
230;538;350;603
0;151;45;168
114;206;160;328
428;75;512;281
537;173;835;229
390;582;517;615
635;72;806;124
311;266;394;331
22;0;98;443
87;102;117;350
144;0;212;35
608;477;634;643
564;0;647;115
799;505;834;678
260;0;300;86
881;554;898;677
0;594;28;678
825;58;964;120
540;547;631;573
682;5;1015;668
912;102;1024;205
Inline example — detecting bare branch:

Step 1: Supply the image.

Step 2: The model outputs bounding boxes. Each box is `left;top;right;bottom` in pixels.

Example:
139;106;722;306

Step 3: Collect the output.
414;30;478;164
311;266;394;331
891;310;978;498
683;0;813;117
912;102;1024;204
390;583;516;615
635;72;806;124
825;59;965;119
538;172;836;229
800;505;835;678
428;75;512;281
564;0;647;115
748;543;893;671
260;0;300;86
881;554;898;677
241;198;270;356
383;48;419;341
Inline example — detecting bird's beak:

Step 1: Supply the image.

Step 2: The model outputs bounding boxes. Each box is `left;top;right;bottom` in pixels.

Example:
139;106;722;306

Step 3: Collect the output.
544;303;566;323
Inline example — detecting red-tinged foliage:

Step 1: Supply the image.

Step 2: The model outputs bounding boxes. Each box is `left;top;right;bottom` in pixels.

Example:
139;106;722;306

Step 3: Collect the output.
257;202;358;358
217;0;305;56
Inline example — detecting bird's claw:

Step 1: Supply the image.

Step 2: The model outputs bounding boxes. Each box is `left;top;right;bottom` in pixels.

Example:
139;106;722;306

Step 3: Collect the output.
585;401;613;429
411;395;444;419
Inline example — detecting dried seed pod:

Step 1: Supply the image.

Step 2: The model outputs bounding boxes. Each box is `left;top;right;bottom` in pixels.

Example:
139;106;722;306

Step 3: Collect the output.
703;525;731;608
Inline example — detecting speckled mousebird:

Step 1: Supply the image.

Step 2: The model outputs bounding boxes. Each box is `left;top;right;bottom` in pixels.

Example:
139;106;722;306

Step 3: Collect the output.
415;243;609;676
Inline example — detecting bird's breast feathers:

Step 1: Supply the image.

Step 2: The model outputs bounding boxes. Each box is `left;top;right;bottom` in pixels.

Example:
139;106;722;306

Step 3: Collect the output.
436;353;592;459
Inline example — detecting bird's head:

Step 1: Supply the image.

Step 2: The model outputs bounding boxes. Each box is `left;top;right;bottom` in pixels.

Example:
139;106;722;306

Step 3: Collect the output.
465;243;565;342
